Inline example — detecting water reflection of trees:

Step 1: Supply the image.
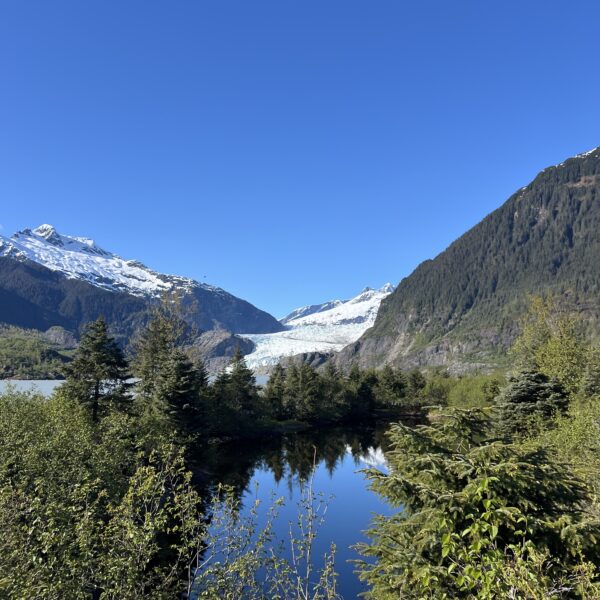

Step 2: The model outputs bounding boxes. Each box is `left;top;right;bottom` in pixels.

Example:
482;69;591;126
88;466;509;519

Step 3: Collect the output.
190;420;395;502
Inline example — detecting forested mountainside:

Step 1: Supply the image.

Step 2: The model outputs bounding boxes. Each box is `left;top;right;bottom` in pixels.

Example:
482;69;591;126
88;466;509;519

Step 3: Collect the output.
337;147;600;372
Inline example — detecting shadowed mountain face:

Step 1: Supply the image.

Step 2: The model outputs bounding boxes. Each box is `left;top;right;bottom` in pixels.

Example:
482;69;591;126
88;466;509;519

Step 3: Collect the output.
337;147;600;373
0;225;283;349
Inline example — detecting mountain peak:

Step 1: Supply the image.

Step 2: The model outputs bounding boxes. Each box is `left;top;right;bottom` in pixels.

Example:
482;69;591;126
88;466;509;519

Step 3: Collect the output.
31;224;63;247
2;224;193;297
553;146;600;170
244;284;394;370
575;146;600;159
33;224;57;237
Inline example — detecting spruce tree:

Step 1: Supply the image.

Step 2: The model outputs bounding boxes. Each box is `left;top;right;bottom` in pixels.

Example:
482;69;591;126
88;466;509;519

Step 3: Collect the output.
495;370;568;436
296;363;322;422
358;409;600;598
283;363;301;418
320;362;345;420
229;348;259;419
64;317;130;422
407;369;426;398
263;363;287;420
344;364;376;418
208;349;259;434
154;349;207;438
580;347;600;397
133;306;208;439
374;365;407;407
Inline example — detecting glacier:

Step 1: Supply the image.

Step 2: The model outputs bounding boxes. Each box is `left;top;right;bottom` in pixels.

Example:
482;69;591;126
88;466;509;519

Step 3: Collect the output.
241;284;394;370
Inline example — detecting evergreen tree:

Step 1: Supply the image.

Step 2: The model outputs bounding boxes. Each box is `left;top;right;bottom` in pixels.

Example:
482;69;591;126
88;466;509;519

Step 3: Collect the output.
208;370;234;436
208;350;260;435
580;347;600;397
228;348;260;420
320;362;345;420
133;306;208;440
344;363;376;418
358;409;600;599
283;363;301;418
374;365;407;407
154;349;208;438
495;370;568;436
348;362;361;386
407;369;427;398
133;306;180;403
64;317;130;422
262;363;287;420
295;363;322;422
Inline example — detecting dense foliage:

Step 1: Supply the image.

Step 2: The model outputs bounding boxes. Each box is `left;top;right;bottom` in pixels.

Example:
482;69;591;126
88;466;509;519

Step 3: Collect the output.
358;410;600;598
0;325;73;379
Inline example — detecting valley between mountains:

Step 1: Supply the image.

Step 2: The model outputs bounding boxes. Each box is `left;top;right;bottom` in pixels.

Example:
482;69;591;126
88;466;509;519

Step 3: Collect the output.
1;146;600;378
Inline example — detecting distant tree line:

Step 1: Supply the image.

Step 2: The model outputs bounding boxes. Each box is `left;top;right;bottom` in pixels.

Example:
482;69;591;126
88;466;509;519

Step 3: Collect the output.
62;306;434;446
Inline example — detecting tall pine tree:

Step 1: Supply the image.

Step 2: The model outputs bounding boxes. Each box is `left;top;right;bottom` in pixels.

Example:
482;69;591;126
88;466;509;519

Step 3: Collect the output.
64;317;130;422
133;306;208;440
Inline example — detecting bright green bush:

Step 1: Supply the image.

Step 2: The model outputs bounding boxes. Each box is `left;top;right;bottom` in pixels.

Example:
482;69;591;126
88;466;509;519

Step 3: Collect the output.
358;409;600;599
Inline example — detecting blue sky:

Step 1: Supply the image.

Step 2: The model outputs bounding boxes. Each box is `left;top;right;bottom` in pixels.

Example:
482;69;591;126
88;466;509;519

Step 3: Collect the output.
1;1;599;317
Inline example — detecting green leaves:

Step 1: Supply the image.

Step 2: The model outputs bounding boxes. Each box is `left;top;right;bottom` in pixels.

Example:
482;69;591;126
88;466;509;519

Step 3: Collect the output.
357;407;600;599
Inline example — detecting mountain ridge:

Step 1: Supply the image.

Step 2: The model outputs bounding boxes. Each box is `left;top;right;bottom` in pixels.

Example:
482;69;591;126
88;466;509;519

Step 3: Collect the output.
0;224;219;298
0;225;283;353
335;146;600;372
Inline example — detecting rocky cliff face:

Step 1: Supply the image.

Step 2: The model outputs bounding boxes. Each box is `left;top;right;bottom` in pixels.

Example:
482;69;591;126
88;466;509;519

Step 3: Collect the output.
337;147;600;372
191;329;255;373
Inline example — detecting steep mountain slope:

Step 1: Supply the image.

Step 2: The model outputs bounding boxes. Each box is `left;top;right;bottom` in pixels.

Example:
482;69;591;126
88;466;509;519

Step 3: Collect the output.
0;225;283;345
337;147;600;372
243;285;393;371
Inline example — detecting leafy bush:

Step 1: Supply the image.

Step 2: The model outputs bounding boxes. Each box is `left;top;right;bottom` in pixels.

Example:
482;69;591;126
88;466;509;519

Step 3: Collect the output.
358;409;600;599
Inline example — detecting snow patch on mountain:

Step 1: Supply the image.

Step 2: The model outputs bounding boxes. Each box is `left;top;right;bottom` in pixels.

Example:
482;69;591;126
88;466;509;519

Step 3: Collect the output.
0;224;216;298
242;284;394;370
281;299;344;325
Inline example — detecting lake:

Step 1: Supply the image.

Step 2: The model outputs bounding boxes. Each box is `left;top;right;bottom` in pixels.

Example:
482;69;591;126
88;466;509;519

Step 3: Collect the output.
192;421;398;599
0;379;64;395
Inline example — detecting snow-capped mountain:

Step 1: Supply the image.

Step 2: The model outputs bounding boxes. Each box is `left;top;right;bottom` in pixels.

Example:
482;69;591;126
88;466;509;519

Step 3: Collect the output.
242;284;394;370
281;299;345;325
0;224;203;298
0;224;283;339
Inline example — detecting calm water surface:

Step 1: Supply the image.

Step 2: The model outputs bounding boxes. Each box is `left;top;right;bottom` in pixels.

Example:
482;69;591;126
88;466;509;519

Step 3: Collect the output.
193;422;398;599
0;379;64;395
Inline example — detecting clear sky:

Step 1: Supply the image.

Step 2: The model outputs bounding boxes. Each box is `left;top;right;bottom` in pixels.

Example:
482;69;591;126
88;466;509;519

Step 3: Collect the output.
1;1;599;317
